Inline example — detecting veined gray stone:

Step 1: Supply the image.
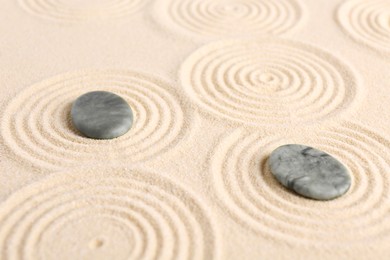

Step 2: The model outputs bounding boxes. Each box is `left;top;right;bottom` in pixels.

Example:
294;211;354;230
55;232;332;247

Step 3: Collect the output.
71;91;133;139
269;144;351;200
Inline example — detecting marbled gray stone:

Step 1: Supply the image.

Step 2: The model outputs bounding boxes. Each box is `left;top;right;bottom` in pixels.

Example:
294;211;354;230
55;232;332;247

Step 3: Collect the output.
71;91;133;139
269;144;351;200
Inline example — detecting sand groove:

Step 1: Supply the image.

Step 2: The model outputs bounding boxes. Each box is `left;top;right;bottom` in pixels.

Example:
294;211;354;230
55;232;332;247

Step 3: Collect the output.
338;0;390;55
210;121;390;246
18;0;147;22
1;70;186;171
0;167;217;260
180;39;360;126
155;0;304;37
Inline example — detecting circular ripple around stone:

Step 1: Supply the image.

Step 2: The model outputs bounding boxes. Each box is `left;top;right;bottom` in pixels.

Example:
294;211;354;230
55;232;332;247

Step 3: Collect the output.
155;0;304;37
210;121;390;246
180;39;360;126
338;0;390;55
1;70;186;171
0;167;217;260
18;0;148;22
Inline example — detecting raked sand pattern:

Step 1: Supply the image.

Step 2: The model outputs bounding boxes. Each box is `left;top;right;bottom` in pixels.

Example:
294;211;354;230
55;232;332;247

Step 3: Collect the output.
154;0;304;37
2;0;390;258
1;70;186;172
338;0;390;55
210;121;390;246
18;0;148;22
0;167;217;260
180;39;360;126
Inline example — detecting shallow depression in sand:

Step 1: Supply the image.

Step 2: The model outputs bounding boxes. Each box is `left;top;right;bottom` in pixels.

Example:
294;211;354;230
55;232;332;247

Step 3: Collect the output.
338;0;390;55
180;39;360;126
210;121;390;246
154;0;304;37
0;167;217;260
0;70;186;172
18;0;148;22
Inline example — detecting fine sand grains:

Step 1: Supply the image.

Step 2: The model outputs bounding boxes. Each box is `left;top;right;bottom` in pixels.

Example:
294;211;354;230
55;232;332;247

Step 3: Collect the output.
337;0;390;56
209;121;390;247
0;167;217;260
180;39;361;126
0;0;390;259
153;0;304;37
18;0;150;22
0;70;187;172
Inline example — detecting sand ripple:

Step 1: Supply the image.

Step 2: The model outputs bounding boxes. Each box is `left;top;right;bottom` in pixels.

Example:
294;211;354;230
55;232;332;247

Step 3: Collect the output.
211;121;390;246
180;39;360;126
338;0;390;55
19;0;147;22
155;0;304;37
1;70;186;172
0;167;216;259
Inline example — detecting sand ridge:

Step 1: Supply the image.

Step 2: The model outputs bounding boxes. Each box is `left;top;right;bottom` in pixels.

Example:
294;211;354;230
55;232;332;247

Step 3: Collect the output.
180;39;362;126
1;70;187;172
209;120;390;247
153;0;305;38
0;0;389;259
18;0;149;22
337;0;390;56
0;166;218;260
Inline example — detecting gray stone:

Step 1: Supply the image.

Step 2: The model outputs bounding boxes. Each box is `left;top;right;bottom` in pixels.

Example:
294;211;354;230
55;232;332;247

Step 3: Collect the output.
268;144;351;200
71;91;133;139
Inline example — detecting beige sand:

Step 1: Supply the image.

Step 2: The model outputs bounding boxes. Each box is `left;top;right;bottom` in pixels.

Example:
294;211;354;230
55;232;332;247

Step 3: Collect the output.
0;0;389;259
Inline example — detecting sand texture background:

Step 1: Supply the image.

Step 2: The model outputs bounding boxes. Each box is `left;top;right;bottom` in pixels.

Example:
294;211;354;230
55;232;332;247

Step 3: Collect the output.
0;0;390;259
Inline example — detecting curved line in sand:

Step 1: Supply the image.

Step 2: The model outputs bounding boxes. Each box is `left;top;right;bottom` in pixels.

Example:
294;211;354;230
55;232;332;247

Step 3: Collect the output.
1;70;186;172
180;39;361;126
0;167;217;260
18;0;147;22
337;0;390;55
155;0;304;37
210;121;390;246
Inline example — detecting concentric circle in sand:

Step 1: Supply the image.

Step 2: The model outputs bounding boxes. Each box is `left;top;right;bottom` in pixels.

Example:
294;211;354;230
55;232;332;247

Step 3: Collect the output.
1;70;186;171
338;0;390;55
18;0;147;22
155;0;304;37
211;121;390;246
0;167;217;260
180;39;360;126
